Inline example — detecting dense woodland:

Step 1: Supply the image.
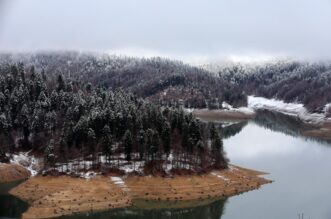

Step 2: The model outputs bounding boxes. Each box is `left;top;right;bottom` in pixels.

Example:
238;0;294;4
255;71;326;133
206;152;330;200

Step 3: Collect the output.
216;60;331;113
0;52;247;109
0;62;228;175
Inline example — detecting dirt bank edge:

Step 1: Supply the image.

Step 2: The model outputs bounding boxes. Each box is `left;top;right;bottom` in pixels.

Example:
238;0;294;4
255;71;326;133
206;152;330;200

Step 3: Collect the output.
0;163;31;184
9;164;271;219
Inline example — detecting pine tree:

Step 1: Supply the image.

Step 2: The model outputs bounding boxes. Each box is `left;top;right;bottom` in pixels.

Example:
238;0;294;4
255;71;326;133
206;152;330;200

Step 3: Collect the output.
211;132;227;168
18;62;25;84
44;139;56;170
137;128;145;159
87;128;96;167
101;125;112;164
57;74;66;92
161;121;171;156
123;130;133;161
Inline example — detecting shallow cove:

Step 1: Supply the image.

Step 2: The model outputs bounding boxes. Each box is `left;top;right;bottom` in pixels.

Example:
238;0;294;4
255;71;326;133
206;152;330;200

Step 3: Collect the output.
0;181;29;219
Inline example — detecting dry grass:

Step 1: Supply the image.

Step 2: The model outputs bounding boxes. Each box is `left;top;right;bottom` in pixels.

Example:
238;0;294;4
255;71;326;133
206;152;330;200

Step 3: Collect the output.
9;164;271;219
126;164;271;202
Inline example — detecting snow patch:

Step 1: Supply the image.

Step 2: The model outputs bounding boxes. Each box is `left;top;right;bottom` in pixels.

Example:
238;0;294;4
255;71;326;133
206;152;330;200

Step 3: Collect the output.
111;176;129;191
183;108;194;113
248;96;306;116
211;172;229;181
165;153;174;173
81;171;97;179
324;103;331;116
10;151;40;176
222;102;233;110
222;102;255;115
236;107;255;115
248;96;330;124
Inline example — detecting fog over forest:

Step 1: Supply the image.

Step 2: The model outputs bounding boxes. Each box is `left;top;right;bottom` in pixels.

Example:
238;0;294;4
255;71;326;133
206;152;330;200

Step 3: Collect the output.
1;0;331;62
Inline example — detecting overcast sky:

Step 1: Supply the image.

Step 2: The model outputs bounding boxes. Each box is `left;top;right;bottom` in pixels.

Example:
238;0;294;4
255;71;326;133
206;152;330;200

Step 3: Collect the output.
0;0;331;62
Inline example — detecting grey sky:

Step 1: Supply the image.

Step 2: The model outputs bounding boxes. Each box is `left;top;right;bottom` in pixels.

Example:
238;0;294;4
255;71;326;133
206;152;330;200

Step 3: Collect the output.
0;0;331;62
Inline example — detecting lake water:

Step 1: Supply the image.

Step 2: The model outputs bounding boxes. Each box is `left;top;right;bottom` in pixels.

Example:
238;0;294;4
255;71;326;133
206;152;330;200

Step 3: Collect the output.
0;181;28;219
1;111;331;219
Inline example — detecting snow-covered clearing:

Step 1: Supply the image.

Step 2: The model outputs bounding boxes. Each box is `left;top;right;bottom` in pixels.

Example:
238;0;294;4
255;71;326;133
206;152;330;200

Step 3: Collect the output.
248;96;331;124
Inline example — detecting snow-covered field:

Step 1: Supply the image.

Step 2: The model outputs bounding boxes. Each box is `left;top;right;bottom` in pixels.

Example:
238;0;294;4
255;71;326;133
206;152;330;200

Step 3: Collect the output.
248;96;331;124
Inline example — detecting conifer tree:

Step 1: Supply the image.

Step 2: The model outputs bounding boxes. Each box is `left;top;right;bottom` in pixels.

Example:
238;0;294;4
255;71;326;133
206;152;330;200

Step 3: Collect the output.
123;130;133;161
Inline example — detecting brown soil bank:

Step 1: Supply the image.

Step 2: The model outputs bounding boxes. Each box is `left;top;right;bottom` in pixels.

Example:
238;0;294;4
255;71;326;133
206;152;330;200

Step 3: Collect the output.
0;163;31;183
10;164;271;219
303;122;331;141
192;109;256;121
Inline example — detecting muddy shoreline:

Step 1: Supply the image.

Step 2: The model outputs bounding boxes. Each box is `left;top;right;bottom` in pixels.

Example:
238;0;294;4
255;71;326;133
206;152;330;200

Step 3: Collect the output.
192;109;256;121
9;164;271;219
302;122;331;141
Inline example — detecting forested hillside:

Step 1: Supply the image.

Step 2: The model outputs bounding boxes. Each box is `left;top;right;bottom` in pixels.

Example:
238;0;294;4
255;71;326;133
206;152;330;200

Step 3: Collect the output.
0;63;228;174
0;52;246;109
9;52;327;114
215;60;331;113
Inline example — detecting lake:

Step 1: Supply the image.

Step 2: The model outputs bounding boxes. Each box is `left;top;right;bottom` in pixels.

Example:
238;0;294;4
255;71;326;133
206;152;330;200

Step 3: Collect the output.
1;111;331;219
0;181;28;219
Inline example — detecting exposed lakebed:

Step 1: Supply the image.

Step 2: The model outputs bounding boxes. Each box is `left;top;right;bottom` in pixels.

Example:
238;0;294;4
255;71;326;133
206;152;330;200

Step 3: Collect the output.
1;111;331;219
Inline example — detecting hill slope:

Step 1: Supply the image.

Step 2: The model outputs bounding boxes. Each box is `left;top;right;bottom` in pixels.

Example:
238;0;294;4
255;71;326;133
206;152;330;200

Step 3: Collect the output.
0;52;247;109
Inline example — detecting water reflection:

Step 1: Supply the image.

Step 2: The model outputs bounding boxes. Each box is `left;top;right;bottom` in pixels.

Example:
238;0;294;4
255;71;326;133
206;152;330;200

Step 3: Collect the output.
224;122;331;219
254;109;310;136
218;121;248;139
59;198;228;219
254;110;331;144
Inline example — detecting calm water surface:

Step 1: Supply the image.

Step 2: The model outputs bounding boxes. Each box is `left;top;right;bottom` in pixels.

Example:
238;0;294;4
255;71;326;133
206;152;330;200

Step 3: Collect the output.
0;181;28;219
1;112;331;219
